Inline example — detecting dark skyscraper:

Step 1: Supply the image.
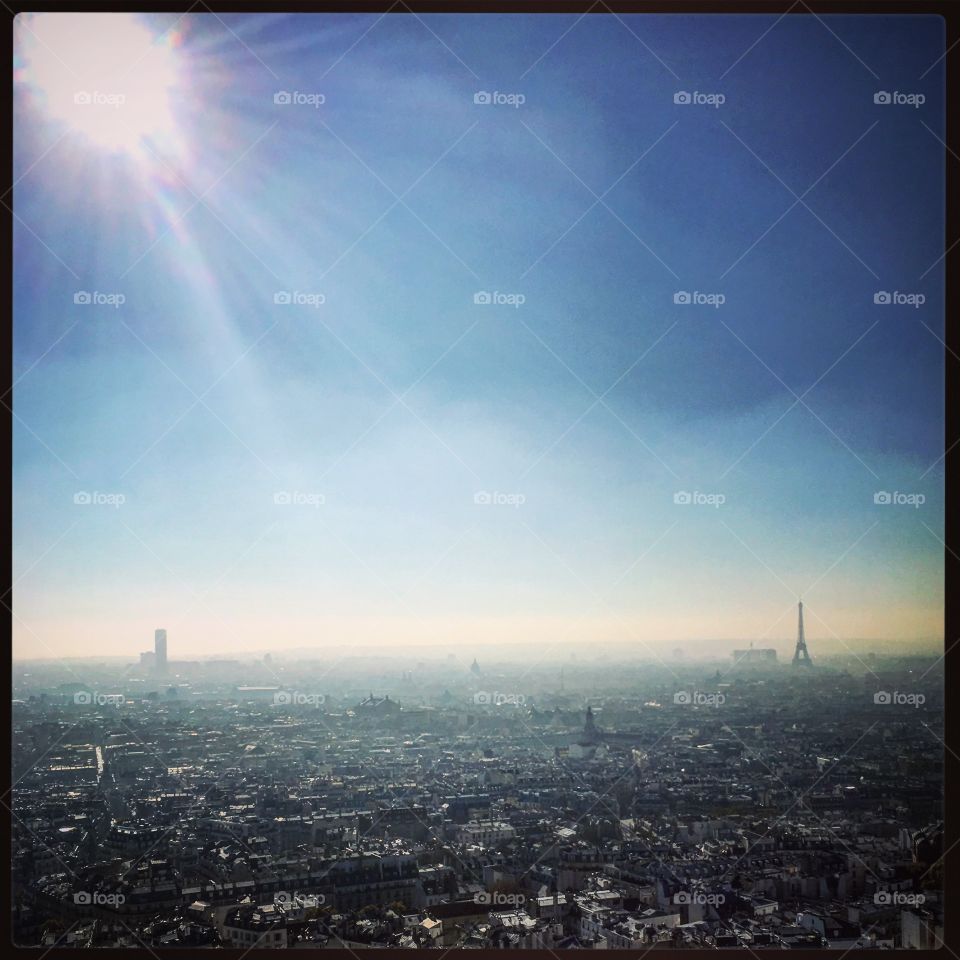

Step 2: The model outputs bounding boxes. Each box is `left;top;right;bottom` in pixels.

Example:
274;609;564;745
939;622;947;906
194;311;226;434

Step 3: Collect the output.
155;628;167;674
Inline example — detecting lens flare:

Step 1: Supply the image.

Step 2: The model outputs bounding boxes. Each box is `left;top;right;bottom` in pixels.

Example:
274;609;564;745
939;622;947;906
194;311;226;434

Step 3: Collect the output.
16;13;183;157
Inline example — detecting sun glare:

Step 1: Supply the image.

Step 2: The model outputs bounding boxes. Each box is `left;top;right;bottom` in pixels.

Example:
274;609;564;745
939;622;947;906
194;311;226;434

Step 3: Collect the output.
16;13;183;156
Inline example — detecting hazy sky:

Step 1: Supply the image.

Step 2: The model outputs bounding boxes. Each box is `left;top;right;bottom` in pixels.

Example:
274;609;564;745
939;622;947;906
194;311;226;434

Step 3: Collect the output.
12;12;945;660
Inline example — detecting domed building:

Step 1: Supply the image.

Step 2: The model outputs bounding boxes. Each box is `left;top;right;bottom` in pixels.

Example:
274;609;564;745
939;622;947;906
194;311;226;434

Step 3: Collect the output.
570;706;608;760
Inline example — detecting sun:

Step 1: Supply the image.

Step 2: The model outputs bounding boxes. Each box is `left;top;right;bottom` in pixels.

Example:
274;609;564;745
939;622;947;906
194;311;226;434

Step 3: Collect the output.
16;13;184;157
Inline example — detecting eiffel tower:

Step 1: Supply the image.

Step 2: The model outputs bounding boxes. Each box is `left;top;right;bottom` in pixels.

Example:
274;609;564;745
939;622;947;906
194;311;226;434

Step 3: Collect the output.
792;600;813;666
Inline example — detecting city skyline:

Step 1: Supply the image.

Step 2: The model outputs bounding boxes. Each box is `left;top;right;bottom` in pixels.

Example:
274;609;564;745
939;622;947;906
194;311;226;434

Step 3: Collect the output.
10;618;944;665
12;12;945;659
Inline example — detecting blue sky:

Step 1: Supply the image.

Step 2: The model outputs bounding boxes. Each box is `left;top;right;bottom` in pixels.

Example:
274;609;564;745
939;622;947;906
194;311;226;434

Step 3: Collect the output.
12;12;945;659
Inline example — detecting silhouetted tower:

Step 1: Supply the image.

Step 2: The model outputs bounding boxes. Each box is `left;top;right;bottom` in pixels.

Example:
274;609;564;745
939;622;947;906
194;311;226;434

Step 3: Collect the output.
582;706;601;745
792;600;812;666
154;628;167;675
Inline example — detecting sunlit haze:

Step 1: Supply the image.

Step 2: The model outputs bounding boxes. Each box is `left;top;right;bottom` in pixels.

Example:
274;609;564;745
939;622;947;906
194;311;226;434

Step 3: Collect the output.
12;12;945;662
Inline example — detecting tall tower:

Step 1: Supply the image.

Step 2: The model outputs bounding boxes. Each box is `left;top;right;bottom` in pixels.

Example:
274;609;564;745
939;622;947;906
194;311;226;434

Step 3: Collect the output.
792;601;812;666
155;629;168;674
582;705;601;745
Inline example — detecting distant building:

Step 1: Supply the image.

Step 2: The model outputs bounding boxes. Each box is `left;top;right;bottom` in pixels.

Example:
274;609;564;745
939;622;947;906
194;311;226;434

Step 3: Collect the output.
356;694;400;716
241;743;269;769
792;600;813;666
732;646;777;666
570;707;607;760
154;629;167;674
581;706;601;745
